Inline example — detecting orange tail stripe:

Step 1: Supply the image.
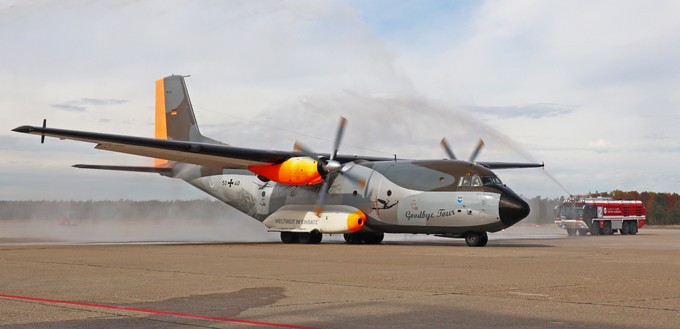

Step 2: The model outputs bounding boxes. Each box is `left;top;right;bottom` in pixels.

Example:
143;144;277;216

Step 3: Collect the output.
154;78;168;167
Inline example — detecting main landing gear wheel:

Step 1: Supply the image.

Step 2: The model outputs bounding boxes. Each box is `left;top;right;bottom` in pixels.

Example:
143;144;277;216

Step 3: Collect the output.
297;232;311;244
297;231;323;244
364;233;384;244
281;232;297;244
464;232;488;247
280;231;323;244
309;231;323;244
343;233;354;243
343;233;384;244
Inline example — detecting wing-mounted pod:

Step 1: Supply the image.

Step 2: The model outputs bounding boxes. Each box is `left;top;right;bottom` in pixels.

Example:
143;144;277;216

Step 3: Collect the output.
248;157;325;185
263;205;366;234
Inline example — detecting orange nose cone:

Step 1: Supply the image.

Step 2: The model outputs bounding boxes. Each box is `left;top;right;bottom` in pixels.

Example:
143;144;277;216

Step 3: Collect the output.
347;210;366;232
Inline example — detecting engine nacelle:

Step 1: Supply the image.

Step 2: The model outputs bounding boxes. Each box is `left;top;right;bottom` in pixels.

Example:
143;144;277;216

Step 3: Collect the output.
248;157;323;185
263;205;366;234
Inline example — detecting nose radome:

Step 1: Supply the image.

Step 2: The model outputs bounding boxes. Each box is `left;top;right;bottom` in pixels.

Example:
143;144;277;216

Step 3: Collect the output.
499;193;530;227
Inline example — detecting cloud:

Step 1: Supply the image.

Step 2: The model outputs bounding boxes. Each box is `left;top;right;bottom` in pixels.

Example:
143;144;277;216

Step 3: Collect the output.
80;98;128;106
3;0;680;200
464;103;574;119
202;89;541;168
588;139;610;153
51;98;128;112
52;103;86;112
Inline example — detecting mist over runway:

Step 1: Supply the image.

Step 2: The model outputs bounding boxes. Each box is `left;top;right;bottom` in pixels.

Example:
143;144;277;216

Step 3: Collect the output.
0;216;563;246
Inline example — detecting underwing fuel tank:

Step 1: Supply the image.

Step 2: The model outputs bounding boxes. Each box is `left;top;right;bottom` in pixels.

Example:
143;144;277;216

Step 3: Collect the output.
263;205;366;234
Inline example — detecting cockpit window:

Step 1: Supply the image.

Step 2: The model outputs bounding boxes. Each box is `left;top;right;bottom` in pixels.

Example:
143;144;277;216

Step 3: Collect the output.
481;176;503;186
459;175;484;187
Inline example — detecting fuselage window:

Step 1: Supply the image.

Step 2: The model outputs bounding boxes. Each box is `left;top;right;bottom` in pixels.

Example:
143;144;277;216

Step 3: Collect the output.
471;176;482;187
481;176;503;186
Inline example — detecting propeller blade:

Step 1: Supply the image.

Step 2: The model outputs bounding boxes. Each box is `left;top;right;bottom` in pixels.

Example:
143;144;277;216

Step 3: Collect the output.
330;116;347;161
468;139;485;163
293;141;317;158
340;169;366;188
440;137;456;160
315;178;330;217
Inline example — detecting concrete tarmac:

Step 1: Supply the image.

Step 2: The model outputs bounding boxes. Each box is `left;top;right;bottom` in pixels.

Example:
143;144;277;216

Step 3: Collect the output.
0;227;679;328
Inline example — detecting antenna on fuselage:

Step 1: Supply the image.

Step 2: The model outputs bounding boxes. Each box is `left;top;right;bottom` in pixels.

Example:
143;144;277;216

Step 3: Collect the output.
40;119;46;144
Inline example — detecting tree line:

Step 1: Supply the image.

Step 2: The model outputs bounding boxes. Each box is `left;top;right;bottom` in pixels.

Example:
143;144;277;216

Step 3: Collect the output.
2;191;679;224
0;199;232;221
522;191;680;225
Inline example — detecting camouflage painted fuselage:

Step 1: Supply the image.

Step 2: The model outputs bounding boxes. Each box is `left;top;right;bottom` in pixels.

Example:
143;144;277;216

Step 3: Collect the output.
176;158;527;235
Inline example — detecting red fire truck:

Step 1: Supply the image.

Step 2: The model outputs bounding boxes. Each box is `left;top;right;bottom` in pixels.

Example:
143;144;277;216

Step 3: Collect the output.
555;197;646;236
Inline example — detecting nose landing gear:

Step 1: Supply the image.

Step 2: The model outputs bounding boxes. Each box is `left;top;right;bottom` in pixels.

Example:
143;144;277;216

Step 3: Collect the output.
464;232;488;247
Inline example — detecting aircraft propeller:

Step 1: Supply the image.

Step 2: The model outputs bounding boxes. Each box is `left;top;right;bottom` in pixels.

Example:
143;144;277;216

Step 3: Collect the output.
441;137;485;162
294;117;358;216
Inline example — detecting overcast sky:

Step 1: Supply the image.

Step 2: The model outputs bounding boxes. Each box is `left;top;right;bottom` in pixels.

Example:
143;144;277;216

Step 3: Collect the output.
2;0;679;201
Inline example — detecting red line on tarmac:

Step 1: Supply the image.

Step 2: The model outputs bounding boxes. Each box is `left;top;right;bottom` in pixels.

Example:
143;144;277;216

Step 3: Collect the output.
0;293;318;329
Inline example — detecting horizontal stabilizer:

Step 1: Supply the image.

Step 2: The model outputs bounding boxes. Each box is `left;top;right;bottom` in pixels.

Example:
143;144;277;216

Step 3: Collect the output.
73;164;173;174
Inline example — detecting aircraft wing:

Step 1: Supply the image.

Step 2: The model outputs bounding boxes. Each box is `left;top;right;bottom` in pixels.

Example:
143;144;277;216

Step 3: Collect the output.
476;161;544;170
12;125;391;169
71;164;174;174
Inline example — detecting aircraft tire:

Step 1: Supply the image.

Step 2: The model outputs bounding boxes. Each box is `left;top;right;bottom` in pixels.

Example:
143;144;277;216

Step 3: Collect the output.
464;232;488;247
343;233;355;243
297;232;312;244
343;233;362;244
281;232;297;244
309;231;323;244
567;228;577;236
479;233;488;246
621;221;630;235
363;233;384;244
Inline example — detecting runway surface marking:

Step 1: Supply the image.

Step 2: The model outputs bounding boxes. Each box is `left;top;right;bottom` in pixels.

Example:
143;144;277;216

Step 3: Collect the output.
0;293;318;329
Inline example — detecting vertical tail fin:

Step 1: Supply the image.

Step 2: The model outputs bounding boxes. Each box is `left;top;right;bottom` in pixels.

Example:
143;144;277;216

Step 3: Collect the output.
155;75;204;142
154;75;219;166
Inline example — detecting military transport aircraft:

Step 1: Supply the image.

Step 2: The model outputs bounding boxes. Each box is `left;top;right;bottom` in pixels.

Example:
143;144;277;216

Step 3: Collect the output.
13;75;543;247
